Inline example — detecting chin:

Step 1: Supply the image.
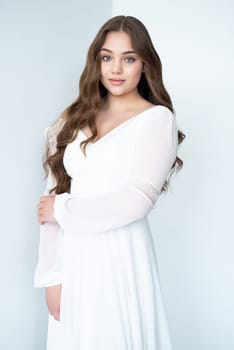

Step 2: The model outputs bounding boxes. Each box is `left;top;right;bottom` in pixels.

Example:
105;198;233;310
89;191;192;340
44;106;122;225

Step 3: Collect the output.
110;91;128;97
109;87;132;96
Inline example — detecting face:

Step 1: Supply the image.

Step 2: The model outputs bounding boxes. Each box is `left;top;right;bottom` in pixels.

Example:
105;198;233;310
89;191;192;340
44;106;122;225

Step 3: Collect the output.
99;31;144;98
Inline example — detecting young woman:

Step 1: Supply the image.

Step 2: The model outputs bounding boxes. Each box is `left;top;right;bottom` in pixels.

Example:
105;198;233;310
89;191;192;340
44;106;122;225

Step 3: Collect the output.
35;15;185;350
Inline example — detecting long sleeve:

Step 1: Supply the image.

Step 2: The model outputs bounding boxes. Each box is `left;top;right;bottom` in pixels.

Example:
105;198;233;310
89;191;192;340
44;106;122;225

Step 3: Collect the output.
54;106;178;235
34;128;63;288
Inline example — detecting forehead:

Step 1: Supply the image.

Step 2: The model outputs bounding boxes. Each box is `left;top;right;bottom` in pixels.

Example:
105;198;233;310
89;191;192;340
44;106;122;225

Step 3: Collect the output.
101;31;134;51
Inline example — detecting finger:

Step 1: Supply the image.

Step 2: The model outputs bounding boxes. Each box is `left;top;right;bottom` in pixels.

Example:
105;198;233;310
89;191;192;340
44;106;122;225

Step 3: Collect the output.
38;208;44;218
38;215;44;225
39;201;46;209
39;202;46;210
41;195;54;200
38;207;43;215
40;195;50;202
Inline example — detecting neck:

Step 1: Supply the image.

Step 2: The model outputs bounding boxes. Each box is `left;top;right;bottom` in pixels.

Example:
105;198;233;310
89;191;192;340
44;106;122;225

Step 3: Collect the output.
103;91;144;112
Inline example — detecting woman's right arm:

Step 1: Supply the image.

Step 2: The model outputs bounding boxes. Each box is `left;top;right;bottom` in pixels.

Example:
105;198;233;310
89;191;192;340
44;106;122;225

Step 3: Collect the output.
34;126;63;288
34;127;63;319
34;169;63;320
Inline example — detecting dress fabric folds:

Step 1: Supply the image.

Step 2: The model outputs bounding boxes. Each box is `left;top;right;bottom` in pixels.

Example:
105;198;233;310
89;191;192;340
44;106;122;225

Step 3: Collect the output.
34;105;178;350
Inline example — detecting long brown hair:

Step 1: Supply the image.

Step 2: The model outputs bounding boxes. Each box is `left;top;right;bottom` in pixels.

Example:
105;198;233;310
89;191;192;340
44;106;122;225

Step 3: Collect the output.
45;15;185;194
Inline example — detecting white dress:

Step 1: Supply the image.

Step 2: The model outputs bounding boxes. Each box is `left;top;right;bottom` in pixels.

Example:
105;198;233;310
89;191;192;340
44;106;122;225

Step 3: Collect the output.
34;105;178;350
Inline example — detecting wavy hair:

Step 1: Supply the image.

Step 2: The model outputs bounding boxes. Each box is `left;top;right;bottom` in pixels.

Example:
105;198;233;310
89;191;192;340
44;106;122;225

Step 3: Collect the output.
45;15;185;194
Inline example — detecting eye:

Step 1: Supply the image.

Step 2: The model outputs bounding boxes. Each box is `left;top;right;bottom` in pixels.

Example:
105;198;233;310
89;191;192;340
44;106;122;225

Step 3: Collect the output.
124;57;136;63
101;55;112;62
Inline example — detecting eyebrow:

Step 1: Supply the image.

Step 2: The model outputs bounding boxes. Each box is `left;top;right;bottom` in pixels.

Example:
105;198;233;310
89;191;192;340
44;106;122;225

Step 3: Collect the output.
100;48;137;55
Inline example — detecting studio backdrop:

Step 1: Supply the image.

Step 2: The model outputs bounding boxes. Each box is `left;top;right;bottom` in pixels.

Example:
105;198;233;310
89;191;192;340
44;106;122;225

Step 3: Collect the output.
0;1;233;349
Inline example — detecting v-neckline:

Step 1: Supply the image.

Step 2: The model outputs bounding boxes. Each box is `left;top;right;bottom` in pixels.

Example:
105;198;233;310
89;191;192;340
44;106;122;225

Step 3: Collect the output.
79;105;159;146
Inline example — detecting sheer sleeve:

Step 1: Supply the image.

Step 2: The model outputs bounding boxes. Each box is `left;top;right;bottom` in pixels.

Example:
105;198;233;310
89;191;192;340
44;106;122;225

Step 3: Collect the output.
53;106;178;235
34;127;63;288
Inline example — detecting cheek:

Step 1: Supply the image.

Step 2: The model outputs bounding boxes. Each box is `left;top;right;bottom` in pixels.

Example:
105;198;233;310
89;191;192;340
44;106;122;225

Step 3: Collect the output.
127;63;143;78
100;63;109;78
130;67;143;84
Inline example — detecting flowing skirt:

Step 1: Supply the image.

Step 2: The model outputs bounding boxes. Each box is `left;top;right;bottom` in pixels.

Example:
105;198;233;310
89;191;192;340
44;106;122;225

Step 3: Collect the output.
46;218;172;350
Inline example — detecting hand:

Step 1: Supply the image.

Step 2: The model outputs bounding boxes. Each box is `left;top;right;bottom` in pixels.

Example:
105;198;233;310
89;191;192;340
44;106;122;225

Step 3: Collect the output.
37;195;56;224
46;284;62;321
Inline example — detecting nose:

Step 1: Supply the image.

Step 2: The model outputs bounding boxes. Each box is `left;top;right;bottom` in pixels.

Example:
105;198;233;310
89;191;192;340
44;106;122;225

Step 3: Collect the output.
111;59;122;74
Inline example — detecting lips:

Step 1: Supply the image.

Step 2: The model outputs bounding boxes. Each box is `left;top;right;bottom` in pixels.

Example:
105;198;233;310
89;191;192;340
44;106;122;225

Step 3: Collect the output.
109;79;125;85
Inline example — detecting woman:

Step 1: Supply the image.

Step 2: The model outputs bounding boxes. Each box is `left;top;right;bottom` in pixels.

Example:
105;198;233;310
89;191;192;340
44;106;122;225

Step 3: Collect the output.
35;15;185;350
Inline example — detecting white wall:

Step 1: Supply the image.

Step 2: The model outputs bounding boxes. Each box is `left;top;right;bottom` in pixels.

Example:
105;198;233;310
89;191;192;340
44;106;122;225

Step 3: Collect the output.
113;1;234;350
1;1;233;349
0;1;111;349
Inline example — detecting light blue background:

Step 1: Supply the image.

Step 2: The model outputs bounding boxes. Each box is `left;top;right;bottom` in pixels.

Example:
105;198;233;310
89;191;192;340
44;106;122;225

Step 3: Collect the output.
1;0;234;349
0;1;111;349
113;1;234;349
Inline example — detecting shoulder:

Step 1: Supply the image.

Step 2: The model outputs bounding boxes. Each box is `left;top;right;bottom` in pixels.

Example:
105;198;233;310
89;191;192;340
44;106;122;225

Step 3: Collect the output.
134;105;178;147
137;105;175;130
43;112;67;155
44;110;67;146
